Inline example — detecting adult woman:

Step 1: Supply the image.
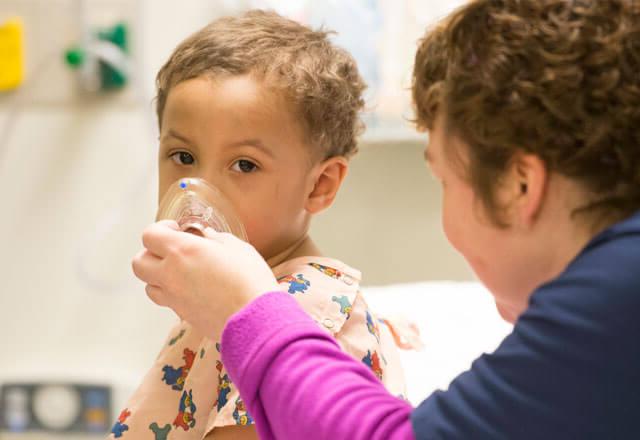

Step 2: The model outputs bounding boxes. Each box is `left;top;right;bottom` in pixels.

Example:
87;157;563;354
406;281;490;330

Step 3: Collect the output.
133;0;640;438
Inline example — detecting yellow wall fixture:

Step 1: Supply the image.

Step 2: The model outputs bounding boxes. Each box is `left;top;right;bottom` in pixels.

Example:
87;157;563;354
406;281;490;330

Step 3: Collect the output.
0;18;24;91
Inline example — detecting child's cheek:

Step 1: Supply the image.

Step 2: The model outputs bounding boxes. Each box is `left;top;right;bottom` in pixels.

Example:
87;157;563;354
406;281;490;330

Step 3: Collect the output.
243;208;292;260
241;216;269;254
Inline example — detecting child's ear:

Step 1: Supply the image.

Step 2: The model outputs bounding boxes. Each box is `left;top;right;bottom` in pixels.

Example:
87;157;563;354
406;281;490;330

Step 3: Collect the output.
305;156;349;214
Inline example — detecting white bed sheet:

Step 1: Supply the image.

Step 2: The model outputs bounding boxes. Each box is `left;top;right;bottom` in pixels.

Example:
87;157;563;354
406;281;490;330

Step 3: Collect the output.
363;282;513;406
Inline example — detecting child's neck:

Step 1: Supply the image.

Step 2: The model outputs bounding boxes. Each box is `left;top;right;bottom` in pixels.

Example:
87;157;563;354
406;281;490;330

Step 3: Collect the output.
266;235;322;269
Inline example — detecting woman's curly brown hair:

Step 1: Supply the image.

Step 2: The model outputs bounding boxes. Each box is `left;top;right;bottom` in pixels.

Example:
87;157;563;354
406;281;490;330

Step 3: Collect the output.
413;0;640;226
156;10;366;159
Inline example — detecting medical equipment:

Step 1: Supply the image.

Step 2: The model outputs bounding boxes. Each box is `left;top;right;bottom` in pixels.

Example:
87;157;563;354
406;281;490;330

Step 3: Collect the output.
156;178;247;240
64;22;130;93
0;18;24;91
0;382;111;439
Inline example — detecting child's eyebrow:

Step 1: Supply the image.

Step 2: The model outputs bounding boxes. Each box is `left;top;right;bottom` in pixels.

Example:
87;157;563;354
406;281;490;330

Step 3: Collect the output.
162;129;195;146
226;139;275;159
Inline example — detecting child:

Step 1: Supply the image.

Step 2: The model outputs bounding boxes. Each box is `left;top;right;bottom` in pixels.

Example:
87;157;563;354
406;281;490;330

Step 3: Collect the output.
110;10;417;440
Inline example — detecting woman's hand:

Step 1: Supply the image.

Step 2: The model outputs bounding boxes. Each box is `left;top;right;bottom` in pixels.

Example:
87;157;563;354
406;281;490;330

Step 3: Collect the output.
132;220;280;340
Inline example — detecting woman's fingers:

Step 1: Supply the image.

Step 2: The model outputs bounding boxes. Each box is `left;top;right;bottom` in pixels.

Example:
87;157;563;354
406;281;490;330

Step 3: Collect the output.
203;227;220;240
132;249;163;286
145;284;168;307
142;221;182;258
134;219;278;339
154;219;181;230
203;227;236;242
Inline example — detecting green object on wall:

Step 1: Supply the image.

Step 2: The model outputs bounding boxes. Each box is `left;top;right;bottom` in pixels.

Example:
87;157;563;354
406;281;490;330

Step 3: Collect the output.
64;22;129;91
97;22;128;90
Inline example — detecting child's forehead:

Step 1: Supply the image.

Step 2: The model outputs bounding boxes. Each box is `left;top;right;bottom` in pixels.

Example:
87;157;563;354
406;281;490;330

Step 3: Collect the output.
163;75;318;157
165;75;296;125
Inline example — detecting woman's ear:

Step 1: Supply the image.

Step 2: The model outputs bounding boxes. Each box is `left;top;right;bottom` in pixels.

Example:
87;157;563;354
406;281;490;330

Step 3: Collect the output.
509;152;547;227
305;156;349;214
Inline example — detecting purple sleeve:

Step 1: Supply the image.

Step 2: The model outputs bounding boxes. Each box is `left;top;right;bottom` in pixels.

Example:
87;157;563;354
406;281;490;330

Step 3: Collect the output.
220;291;415;440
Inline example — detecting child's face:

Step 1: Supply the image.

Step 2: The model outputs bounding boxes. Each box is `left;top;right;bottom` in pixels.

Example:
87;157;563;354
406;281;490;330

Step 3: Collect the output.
158;75;317;261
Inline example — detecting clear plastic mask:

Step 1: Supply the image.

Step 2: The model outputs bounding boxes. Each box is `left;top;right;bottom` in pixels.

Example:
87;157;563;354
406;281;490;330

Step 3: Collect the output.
156;178;247;240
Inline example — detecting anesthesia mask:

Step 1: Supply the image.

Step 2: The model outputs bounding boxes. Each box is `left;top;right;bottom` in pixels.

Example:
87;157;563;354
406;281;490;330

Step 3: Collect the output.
156;178;247;240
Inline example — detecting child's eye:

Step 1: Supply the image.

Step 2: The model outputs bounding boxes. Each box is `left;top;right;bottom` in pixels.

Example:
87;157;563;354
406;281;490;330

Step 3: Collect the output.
231;159;258;173
170;151;195;166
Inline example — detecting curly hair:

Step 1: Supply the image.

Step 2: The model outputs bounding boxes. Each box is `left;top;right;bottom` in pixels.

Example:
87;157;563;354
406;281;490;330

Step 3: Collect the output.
413;0;640;226
412;22;449;132
156;10;366;159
